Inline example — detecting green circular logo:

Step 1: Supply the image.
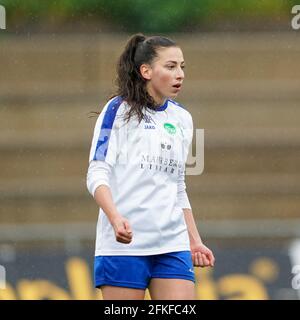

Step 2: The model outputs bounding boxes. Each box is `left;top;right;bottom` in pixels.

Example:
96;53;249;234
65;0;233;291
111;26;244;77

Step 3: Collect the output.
164;123;176;135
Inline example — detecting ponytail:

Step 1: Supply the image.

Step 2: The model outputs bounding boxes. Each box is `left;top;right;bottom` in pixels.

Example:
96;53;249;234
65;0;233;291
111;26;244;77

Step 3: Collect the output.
121;33;146;76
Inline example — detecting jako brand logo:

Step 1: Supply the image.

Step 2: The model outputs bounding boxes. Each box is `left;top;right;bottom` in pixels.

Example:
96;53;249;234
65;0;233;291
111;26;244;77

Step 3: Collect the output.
291;5;300;30
0;5;6;30
144;114;156;129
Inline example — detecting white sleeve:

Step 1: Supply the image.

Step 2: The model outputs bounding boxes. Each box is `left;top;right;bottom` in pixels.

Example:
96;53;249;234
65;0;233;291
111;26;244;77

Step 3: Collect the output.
86;160;112;197
177;168;191;209
87;97;123;197
177;110;193;210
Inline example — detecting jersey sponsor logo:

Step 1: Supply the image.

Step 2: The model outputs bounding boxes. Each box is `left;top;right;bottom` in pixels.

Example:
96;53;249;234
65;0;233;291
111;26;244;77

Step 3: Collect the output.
164;122;176;135
140;153;184;175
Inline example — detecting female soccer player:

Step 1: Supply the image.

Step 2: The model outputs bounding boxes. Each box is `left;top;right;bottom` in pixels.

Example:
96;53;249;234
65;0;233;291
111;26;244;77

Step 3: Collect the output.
87;33;215;300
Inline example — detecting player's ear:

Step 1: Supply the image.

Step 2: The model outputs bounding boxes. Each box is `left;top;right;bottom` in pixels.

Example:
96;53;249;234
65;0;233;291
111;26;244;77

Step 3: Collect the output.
139;64;152;80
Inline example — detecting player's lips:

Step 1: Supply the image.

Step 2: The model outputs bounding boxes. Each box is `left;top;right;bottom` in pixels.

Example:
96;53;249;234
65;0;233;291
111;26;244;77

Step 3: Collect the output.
172;83;182;91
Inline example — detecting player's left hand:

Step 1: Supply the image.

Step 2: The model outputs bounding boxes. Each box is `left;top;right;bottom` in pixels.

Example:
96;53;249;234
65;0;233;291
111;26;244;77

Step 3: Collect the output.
190;242;215;267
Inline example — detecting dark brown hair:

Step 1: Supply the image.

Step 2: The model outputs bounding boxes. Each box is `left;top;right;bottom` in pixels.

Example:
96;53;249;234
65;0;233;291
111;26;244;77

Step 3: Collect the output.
113;33;178;123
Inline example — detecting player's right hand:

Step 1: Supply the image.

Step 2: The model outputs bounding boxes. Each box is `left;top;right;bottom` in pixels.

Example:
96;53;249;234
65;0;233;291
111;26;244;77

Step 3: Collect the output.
111;216;133;244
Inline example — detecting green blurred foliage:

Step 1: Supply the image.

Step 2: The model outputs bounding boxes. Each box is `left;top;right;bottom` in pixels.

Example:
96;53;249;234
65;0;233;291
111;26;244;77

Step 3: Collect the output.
0;0;299;32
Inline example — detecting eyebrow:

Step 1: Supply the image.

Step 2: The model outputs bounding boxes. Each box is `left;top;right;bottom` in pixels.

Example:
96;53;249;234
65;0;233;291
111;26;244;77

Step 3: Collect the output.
165;60;185;64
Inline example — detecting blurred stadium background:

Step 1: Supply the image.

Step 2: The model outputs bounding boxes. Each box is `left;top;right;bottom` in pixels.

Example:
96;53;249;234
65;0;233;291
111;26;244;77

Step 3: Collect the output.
0;0;300;299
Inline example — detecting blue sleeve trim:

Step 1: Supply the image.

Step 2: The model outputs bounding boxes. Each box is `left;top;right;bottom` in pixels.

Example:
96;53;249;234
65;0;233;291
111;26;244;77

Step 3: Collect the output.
93;96;123;161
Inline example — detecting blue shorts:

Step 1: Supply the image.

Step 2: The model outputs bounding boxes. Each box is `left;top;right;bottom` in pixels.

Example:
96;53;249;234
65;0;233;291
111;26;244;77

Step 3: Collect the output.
94;251;195;290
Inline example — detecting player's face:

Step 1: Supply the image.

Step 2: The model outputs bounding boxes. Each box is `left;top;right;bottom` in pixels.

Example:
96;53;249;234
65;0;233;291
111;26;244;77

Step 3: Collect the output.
144;46;185;105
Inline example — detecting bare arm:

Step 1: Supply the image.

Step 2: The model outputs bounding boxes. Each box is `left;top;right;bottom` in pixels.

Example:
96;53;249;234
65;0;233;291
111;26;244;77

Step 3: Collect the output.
183;208;215;267
94;185;133;244
183;208;203;244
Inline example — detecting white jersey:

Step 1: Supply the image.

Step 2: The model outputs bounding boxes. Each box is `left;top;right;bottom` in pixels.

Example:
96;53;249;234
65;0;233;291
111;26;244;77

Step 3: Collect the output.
87;96;193;256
